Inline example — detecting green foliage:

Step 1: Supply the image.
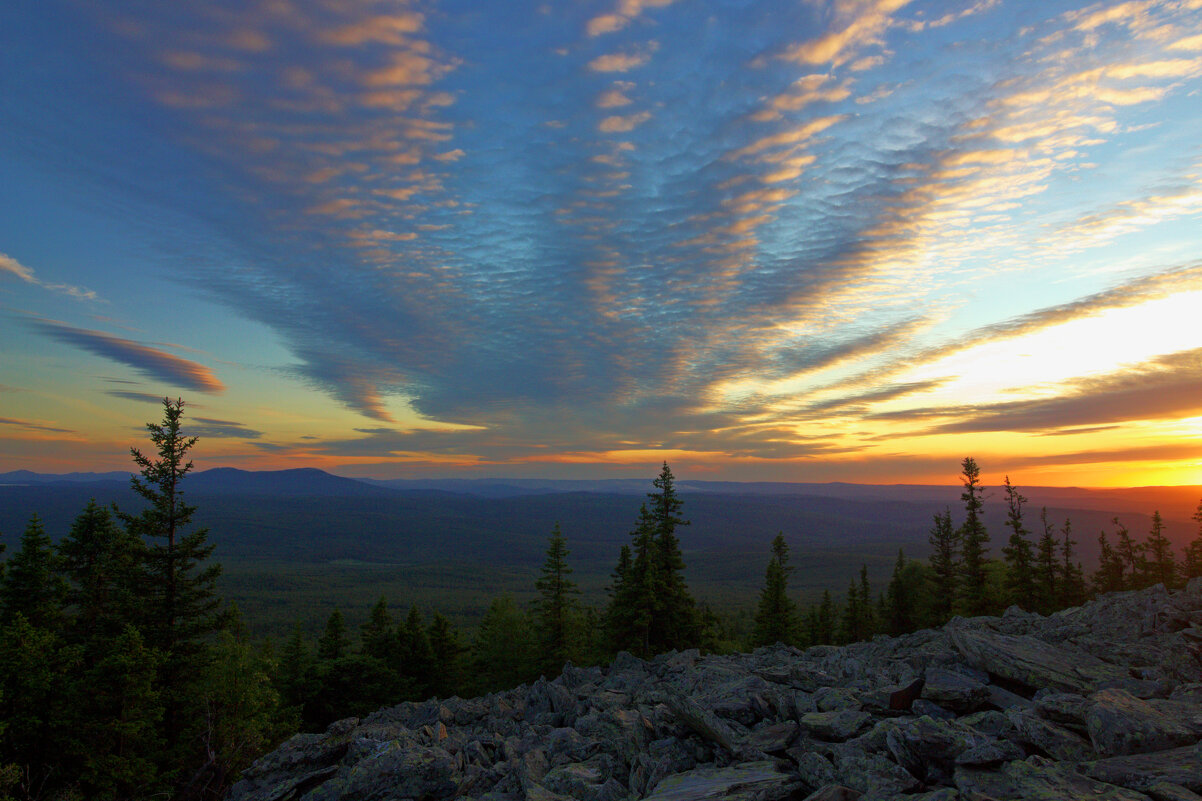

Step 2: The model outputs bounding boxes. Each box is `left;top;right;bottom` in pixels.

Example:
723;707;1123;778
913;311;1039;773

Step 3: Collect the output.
59;500;144;643
751;533;797;647
604;463;699;657
1034;508;1059;615
1;515;66;630
426;612;466;698
1184;499;1202;581
359;597;395;663
317;608;350;660
956;457;991;616
884;549;918;636
1058;518;1087;608
1000;477;1035;609
470;595;538;695
532;523;581;674
1094;529;1126;594
1140;510;1177;589
926;508;958;625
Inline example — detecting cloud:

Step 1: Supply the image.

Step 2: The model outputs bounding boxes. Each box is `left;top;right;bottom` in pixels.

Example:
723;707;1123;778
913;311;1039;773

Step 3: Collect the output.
872;348;1202;434
598;111;651;133
30;319;225;393
0;252;99;301
780;0;913;68
189;417;263;439
106;390;176;403
0;417;74;434
588;44;657;72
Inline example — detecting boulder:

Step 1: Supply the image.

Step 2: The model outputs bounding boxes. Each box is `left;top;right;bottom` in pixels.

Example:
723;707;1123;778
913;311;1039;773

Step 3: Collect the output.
1086;688;1199;756
641;761;801;801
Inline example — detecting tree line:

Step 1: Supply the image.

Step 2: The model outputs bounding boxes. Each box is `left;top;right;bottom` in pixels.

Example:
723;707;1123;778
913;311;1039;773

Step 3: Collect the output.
3;405;1201;801
746;457;1202;649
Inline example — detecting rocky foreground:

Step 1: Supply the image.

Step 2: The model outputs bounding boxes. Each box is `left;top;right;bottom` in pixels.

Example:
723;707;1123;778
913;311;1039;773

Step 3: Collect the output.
231;581;1202;801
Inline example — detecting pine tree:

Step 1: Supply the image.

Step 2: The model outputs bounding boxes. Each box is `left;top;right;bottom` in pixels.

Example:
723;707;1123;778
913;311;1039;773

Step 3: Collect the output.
1033;507;1059;615
815;590;835;645
59;500;144;644
125;397;222;767
647;462;697;652
427;612;466;698
397;606;436;697
1094;530;1126;594
857;563;876;638
751;533;797;647
1111;518;1140;589
1058;517;1086;607
1140;510;1177;589
1000;476;1035;609
533;523;581;674
360;596;395;663
317;609;350;660
957;457;991;616
1184;499;1202;581
838;578;862;644
0;514;66;630
276;621;313;717
927;508;958;625
471;595;538;694
885;549;916;636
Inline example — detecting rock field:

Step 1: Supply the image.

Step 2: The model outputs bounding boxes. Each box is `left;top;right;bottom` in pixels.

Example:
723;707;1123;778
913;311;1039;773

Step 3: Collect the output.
230;579;1202;800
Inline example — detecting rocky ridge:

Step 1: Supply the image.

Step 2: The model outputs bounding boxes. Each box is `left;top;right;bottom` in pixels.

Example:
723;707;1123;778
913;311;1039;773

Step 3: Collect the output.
230;580;1202;801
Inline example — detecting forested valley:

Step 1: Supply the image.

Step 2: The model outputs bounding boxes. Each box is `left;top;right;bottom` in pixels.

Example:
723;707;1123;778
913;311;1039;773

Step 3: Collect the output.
3;401;1202;801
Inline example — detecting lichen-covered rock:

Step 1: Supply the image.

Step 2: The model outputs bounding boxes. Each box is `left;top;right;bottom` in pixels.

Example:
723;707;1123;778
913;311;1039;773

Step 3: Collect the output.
1086;688;1199;756
640;761;801;801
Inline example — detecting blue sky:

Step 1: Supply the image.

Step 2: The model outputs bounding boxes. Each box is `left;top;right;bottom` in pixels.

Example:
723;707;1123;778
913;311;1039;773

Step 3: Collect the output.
2;0;1201;484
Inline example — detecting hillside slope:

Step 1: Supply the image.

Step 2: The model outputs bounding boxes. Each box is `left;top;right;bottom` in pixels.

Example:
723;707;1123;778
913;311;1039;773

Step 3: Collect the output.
231;580;1202;800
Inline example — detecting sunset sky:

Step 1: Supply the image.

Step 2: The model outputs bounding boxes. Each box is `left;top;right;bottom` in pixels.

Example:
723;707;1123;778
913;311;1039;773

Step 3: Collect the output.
2;0;1201;485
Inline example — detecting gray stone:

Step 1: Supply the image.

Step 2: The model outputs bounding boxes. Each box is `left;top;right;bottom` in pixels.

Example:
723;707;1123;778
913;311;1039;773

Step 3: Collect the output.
799;708;872;741
884;715;994;784
922;667;990;713
801;786;860;801
1087;688;1199;756
1146;782;1202;801
955;757;1150;800
948;624;1128;694
954;739;1025;766
1084;743;1202;793
1006;706;1098;761
641;761;801;801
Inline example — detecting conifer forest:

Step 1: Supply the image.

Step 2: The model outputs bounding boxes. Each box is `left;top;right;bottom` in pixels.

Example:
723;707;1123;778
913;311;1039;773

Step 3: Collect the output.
2;401;1201;800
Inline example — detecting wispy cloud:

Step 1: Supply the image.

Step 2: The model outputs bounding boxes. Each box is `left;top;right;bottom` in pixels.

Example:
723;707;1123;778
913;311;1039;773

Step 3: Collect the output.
30;319;225;393
189;417;263;439
0;252;99;302
0;417;74;434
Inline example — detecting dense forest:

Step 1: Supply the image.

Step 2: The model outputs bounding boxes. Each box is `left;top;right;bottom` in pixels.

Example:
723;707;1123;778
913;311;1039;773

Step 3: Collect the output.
2;401;1201;800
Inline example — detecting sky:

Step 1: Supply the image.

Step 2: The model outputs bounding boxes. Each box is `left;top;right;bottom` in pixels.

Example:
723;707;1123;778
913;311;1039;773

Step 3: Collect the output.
1;0;1201;486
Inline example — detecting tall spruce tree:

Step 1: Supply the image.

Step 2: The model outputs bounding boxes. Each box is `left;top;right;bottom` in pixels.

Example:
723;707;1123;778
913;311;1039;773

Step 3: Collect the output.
1001;476;1035;609
1034;507;1059;615
533;523;581;674
957;457;991;616
647;462;697;651
927;508;958;625
1184;499;1202;581
125;397;222;768
1058;517;1086;608
1141;510;1177;588
1094;530;1126;594
59;500;144;643
427;612;465;698
751;533;796;647
0;514;66;629
1111;518;1140;589
885;549;916;636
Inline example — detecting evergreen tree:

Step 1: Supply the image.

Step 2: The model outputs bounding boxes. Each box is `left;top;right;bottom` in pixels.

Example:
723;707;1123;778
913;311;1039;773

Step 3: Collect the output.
885;549;916;636
0;514;66;630
276;621;314;716
427;612;466;698
751;533;797;647
59;500;144;643
471;595;538;694
815;590;835;645
125;397;222;768
957;457;991;616
1140;510;1177;588
838;578;862;644
397;606;436;697
1184;499;1202;581
606;506;658;656
927;508;958;625
317;608;350;660
1000;476;1035;609
533;523;581;674
1058;517;1086;608
647;462;698;651
1034;507;1059;615
360;596;395;663
857;563;876;638
1093;530;1126;594
1111;518;1140;589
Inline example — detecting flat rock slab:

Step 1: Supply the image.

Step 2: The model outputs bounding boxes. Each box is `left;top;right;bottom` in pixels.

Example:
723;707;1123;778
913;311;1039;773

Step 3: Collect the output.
1084;743;1202;793
799;709;872;741
1087;688;1199;756
949;624;1128;694
642;761;801;801
956;758;1151;800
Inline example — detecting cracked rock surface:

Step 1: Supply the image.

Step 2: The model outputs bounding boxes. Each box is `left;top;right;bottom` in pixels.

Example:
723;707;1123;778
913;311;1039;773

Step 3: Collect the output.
229;579;1202;801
